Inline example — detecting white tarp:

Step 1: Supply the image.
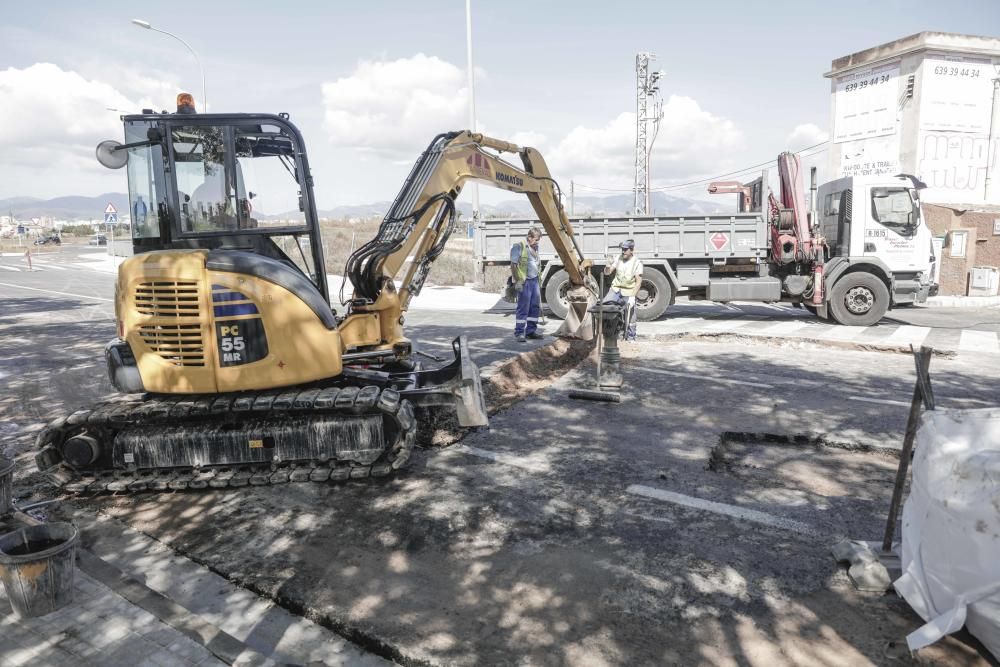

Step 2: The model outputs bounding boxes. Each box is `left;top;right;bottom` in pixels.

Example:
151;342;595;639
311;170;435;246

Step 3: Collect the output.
894;408;1000;658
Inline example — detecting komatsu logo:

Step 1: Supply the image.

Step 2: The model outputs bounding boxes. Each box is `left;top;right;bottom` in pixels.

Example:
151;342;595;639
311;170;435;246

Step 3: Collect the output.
467;153;491;178
495;171;524;187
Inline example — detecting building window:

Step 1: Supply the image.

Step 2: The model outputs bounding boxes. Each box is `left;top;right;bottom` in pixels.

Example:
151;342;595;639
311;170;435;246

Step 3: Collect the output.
949;230;968;258
993;218;1000;236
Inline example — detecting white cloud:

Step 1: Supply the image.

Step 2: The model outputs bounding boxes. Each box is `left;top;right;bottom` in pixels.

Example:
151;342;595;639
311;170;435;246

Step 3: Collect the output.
545;95;743;188
0;63;179;197
320;54;470;158
786;123;829;149
0;63;131;150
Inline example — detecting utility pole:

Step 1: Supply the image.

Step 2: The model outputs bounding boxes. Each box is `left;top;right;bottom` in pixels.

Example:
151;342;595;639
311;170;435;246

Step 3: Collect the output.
465;0;480;226
633;52;664;215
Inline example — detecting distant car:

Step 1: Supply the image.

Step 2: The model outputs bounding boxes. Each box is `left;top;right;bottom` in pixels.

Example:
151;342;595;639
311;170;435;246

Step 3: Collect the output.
33;234;61;246
88;234;108;246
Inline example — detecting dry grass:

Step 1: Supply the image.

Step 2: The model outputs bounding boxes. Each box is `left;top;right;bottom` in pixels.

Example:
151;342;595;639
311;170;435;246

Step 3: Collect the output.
319;218;475;287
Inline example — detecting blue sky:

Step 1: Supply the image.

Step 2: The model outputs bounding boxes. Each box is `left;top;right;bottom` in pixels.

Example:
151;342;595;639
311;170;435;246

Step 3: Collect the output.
2;0;998;209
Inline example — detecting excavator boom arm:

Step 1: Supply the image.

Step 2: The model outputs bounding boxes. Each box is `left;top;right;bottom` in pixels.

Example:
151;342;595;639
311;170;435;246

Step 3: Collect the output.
346;131;593;315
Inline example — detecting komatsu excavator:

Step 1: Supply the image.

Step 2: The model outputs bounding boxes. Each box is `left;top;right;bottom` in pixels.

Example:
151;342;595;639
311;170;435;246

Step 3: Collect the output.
35;95;595;493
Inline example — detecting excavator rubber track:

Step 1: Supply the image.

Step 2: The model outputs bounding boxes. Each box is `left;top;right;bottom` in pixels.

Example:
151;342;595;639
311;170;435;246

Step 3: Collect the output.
34;385;416;494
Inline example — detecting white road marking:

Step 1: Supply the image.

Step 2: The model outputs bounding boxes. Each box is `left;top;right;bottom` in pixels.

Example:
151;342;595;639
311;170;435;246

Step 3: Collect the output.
885;325;931;347
659;317;703;329
759;303;788;312
0;281;114;302
71;262;118;274
0;265;21;271
757;320;810;336
453;445;551;473
30;262;67;271
626;484;817;536
703;318;751;333
959;330;1000;354
816;324;867;341
636;366;773;388
848;396;912;407
721;303;743;312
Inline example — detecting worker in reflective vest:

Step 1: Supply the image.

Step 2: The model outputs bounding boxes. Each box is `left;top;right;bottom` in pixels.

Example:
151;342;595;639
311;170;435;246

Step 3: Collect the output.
510;227;544;343
604;239;643;341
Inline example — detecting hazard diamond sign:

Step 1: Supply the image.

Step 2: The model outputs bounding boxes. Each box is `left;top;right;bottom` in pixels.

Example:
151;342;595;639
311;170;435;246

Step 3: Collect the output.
709;232;730;251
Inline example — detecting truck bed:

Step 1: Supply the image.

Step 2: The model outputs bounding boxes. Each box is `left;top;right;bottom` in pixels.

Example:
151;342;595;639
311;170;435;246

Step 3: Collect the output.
475;215;768;265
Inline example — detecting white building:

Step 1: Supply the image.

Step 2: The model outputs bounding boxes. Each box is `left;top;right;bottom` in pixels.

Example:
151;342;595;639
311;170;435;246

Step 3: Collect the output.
825;32;1000;206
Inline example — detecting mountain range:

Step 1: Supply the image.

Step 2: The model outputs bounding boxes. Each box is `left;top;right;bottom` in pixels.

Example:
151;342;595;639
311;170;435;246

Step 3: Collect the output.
1;191;732;222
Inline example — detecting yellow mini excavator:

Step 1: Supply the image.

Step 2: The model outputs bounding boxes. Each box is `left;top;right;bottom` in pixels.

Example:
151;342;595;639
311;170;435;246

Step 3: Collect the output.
35;96;595;493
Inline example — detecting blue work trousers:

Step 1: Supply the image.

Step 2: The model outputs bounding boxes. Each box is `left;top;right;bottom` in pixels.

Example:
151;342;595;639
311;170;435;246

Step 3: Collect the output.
514;277;541;337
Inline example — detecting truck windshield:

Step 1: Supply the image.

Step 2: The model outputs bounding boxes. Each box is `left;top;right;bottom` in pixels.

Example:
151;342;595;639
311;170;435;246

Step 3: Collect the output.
871;188;918;232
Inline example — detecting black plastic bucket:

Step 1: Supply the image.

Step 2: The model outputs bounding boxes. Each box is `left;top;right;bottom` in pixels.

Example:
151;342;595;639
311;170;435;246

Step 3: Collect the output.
0;457;13;516
0;522;79;618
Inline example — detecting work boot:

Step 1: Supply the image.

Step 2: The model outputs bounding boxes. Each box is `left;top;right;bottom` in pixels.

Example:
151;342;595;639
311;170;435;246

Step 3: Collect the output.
526;332;545;340
516;335;526;343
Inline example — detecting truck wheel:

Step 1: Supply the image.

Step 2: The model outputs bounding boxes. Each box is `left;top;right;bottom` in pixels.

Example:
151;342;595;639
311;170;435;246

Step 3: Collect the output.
829;272;889;326
635;271;672;321
544;269;571;319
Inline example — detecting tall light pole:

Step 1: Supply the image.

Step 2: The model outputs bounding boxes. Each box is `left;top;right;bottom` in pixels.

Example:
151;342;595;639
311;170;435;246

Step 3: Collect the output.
131;19;207;111
465;0;479;226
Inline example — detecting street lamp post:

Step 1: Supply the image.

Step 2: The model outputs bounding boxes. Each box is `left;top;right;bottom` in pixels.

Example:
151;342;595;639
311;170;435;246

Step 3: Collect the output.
131;19;207;111
465;0;479;229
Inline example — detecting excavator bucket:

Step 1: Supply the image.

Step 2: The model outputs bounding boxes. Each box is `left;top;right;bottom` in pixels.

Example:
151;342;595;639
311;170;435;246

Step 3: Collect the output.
554;285;596;341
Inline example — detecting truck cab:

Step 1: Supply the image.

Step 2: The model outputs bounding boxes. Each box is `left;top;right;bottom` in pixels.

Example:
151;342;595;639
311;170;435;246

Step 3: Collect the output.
817;174;937;309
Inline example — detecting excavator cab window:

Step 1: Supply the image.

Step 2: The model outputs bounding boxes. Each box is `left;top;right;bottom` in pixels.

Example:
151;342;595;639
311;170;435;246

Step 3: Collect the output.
123;120;164;240
167;122;309;237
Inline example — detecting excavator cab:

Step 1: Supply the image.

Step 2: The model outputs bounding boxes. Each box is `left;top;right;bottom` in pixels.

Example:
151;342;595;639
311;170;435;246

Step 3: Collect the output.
107;110;330;303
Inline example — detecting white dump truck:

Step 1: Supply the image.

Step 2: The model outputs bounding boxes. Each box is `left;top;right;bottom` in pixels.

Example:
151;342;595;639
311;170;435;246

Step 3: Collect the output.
475;154;937;326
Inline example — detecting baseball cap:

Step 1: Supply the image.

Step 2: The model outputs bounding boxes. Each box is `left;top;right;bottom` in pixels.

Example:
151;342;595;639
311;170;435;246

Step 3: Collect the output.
620;239;635;250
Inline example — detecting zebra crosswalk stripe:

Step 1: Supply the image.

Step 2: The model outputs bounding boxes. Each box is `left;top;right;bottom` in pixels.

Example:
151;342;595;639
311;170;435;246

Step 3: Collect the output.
704;318;752;332
814;325;867;341
757;320;810;335
885;325;931;347
959;330;1000;353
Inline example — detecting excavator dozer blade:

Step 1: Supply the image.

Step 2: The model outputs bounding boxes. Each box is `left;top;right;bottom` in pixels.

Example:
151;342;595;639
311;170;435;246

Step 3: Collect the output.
555;285;595;340
397;335;488;427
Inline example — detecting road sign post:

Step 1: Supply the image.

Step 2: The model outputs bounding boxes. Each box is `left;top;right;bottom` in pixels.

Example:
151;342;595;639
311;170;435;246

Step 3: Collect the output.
104;203;118;264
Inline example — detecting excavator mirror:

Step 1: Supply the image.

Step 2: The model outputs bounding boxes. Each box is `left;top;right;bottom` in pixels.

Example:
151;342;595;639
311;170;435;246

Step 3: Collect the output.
96;128;164;169
95;140;128;169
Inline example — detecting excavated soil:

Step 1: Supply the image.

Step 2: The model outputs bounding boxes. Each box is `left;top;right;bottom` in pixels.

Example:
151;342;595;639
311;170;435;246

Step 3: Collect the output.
420;337;595;446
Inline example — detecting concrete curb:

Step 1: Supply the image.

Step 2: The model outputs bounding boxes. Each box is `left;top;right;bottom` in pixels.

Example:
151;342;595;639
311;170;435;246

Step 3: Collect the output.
925;295;1000;307
10;510;278;666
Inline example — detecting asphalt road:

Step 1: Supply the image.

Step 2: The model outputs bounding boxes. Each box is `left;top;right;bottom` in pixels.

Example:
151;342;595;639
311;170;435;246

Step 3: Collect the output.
1;243;998;665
